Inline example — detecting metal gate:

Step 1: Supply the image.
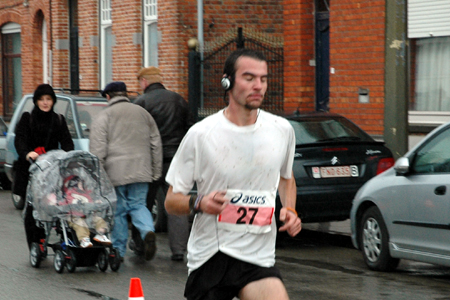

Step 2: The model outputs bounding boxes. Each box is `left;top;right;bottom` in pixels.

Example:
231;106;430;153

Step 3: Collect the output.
199;27;284;118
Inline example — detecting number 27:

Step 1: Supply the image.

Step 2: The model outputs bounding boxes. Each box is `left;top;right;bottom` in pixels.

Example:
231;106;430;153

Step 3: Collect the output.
236;207;258;224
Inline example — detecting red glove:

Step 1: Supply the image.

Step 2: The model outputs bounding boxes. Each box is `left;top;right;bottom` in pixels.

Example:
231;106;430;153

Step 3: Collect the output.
34;147;46;155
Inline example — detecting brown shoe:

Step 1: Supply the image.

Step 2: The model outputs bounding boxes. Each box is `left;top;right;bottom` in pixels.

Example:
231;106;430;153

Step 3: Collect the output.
144;231;157;261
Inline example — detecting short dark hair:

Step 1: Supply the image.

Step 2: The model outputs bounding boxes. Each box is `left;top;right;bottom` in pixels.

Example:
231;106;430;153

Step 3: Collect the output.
222;49;267;78
106;91;128;98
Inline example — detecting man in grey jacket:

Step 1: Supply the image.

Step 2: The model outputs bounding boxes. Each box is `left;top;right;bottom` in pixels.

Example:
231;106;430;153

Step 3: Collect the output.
90;81;163;261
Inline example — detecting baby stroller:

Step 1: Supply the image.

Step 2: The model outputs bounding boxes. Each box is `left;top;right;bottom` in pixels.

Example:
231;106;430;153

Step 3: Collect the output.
25;150;121;273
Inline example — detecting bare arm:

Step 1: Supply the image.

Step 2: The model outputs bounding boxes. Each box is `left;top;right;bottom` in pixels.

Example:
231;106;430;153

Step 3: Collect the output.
165;186;229;216
278;171;302;237
165;186;191;215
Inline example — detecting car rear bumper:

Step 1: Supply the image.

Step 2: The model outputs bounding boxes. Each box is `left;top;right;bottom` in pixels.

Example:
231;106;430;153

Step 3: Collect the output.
295;184;361;222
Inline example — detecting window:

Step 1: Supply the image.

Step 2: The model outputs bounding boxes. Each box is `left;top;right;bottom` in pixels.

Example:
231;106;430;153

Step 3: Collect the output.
100;0;113;87
42;19;49;84
413;127;450;174
412;37;450;112
143;0;158;67
2;22;22;117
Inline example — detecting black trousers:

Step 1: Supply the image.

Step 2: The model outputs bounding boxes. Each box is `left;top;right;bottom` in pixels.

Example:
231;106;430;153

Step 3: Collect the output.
24;202;46;250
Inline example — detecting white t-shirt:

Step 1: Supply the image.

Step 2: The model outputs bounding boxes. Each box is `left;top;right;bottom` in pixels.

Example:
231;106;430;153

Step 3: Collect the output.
166;109;295;272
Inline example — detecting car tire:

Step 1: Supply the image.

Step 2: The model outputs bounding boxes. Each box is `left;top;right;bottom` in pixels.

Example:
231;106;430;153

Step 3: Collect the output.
359;206;400;271
150;186;168;233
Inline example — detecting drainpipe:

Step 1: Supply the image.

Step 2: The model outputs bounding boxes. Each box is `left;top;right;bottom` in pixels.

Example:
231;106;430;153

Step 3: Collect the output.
197;0;204;107
48;0;53;85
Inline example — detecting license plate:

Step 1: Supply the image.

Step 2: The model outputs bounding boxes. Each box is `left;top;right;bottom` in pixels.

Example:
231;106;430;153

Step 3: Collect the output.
312;165;359;178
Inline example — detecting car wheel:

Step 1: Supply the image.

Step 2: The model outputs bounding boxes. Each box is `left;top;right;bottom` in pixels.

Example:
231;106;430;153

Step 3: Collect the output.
359;206;400;271
150;187;168;233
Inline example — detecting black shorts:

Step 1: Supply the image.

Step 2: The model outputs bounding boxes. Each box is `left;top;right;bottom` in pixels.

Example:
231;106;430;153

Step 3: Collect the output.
184;251;282;300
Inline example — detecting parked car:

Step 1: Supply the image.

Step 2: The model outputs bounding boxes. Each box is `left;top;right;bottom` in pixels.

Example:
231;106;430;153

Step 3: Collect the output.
0;117;11;190
350;121;450;271
273;111;394;223
6;89;109;209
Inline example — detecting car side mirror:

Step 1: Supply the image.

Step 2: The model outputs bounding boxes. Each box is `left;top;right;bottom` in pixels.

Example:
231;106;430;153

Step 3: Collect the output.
394;157;410;175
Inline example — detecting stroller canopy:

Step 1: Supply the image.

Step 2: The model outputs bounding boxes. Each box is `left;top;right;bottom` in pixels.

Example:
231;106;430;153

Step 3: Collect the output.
27;150;117;223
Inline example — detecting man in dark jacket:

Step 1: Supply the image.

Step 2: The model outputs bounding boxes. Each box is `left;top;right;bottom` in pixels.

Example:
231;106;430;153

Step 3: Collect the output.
132;66;194;261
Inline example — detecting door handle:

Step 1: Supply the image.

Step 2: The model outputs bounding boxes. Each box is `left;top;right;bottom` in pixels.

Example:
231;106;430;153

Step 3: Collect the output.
435;185;446;195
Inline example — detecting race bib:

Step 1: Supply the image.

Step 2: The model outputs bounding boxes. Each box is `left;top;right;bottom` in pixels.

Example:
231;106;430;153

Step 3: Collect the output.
217;189;275;234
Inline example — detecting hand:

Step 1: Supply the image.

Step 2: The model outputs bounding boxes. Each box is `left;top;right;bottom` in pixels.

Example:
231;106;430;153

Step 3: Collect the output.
278;207;302;237
47;193;57;205
26;151;39;161
198;191;229;215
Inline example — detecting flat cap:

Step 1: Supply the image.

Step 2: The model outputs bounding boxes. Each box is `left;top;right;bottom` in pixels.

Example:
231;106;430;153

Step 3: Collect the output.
102;81;127;97
137;66;161;79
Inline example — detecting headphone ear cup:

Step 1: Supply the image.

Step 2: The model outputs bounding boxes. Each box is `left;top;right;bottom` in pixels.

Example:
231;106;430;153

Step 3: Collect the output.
221;77;231;91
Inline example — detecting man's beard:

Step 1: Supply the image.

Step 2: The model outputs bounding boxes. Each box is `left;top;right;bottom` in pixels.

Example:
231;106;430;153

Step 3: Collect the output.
244;100;263;110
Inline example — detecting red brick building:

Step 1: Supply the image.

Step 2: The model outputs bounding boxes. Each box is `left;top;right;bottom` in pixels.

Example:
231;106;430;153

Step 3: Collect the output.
1;0;449;140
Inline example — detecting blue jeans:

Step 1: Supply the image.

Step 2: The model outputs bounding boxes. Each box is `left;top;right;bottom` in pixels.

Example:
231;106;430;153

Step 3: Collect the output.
112;182;155;257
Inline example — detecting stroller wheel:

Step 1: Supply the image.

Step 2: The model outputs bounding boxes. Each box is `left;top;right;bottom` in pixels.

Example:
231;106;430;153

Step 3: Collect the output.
54;250;65;273
109;248;121;272
97;250;108;272
65;248;77;273
30;242;42;268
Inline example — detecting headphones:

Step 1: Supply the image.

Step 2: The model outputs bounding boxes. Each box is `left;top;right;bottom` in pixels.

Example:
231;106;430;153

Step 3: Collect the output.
221;75;233;91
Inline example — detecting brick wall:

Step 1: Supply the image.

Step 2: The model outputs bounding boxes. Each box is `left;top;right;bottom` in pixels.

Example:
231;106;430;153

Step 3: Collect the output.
0;0;286;115
0;1;23;114
329;1;386;135
51;0;70;88
78;0;99;90
283;0;315;113
110;0;142;91
0;0;390;135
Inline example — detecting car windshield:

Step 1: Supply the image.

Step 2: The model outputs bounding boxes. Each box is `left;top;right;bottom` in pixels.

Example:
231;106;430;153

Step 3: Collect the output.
18;96;108;139
288;117;373;145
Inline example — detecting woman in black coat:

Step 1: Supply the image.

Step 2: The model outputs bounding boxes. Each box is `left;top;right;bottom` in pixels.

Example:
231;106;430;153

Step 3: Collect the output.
14;84;74;249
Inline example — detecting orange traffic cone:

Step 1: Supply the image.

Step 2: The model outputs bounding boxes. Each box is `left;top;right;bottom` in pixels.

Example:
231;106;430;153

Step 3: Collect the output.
129;277;145;300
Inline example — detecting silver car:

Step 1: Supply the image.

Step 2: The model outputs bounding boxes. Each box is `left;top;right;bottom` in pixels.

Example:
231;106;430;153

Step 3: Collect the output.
351;121;450;271
0;117;10;190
